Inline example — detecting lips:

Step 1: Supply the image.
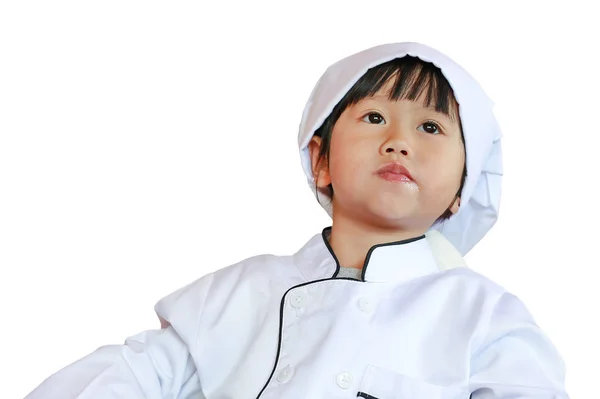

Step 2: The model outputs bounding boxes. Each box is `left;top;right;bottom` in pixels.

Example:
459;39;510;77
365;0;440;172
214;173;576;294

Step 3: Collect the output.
375;162;414;182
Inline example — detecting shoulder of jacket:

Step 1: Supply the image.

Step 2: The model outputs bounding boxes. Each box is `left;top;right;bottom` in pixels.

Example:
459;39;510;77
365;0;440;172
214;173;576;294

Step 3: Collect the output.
153;252;293;328
440;266;509;296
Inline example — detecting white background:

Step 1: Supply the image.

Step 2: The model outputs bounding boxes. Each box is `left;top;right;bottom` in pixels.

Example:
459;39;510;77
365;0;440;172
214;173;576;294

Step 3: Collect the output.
1;1;597;397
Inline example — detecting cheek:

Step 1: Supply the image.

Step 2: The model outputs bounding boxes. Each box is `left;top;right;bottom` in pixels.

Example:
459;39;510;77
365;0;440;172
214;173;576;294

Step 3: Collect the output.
328;136;369;182
329;150;358;186
423;146;464;193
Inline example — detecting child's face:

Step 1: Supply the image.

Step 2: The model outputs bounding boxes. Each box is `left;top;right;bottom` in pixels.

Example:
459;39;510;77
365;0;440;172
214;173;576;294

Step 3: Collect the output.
315;80;465;232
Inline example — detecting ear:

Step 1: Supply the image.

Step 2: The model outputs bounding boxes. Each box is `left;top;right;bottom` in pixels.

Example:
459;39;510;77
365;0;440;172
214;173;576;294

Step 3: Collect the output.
308;136;331;188
449;196;460;215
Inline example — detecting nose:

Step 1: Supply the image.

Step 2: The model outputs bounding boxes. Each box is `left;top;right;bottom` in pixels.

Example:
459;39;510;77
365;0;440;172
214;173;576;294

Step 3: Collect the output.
380;124;411;157
386;147;408;156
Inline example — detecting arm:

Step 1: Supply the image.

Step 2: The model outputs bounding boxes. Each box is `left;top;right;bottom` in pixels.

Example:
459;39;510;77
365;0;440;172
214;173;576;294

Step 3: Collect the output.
24;326;203;399
469;292;569;398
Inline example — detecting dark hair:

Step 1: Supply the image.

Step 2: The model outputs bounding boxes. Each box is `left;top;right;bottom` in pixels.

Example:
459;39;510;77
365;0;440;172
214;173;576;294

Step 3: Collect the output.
312;56;467;222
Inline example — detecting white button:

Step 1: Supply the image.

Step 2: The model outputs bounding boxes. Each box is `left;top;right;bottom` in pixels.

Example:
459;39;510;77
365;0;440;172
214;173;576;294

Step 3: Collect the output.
276;365;294;383
336;372;354;389
357;297;373;313
289;291;308;309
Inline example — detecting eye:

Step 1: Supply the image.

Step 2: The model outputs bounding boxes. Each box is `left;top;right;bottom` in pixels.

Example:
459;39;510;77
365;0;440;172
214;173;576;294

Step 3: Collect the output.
418;121;442;135
361;112;386;125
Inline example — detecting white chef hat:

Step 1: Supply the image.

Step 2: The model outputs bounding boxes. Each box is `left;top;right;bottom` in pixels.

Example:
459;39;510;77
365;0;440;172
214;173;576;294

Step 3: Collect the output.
298;42;503;255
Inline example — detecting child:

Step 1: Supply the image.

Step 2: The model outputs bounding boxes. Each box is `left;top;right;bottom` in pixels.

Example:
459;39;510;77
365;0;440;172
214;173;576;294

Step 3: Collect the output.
25;42;569;398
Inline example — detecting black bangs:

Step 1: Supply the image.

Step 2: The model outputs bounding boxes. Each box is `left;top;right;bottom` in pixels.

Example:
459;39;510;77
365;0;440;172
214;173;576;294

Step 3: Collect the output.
340;56;459;121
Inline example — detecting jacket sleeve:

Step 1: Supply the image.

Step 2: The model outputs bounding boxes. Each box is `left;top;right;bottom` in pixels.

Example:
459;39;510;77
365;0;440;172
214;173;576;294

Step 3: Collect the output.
24;326;203;399
25;268;215;399
469;292;570;398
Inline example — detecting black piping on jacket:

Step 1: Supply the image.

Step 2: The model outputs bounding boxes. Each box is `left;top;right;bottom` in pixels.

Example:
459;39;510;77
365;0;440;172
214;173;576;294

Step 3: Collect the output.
255;227;425;398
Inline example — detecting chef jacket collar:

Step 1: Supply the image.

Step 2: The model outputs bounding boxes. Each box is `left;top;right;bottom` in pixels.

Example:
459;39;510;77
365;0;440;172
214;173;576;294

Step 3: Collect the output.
294;227;463;284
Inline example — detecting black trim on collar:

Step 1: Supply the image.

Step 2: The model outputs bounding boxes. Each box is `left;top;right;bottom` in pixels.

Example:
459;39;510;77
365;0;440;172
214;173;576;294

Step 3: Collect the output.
321;227;341;278
360;234;425;281
321;226;426;282
357;392;380;399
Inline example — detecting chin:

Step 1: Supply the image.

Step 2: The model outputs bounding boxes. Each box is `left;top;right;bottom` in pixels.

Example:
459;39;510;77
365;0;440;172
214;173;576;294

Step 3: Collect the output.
366;203;419;225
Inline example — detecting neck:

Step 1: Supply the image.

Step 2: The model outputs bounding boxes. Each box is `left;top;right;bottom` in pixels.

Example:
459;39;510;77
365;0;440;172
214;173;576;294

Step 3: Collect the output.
328;213;427;270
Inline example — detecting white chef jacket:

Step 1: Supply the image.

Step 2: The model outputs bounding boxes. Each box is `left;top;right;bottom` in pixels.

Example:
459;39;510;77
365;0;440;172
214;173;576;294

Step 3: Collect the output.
25;228;569;398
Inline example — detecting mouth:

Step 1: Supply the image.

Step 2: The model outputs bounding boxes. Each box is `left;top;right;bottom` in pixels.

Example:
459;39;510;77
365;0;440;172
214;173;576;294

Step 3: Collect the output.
375;162;415;183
